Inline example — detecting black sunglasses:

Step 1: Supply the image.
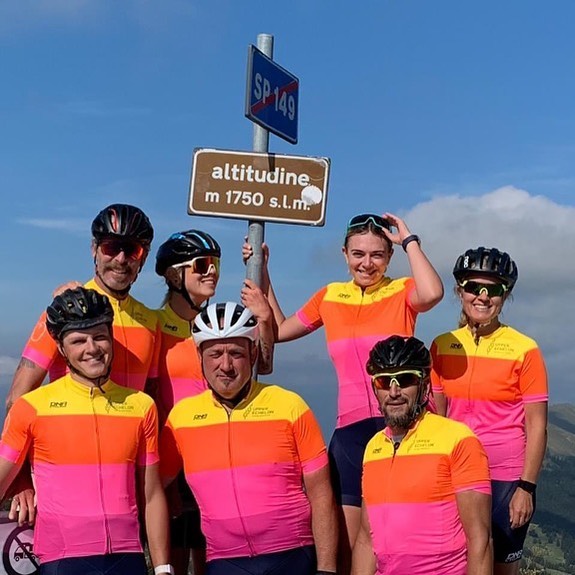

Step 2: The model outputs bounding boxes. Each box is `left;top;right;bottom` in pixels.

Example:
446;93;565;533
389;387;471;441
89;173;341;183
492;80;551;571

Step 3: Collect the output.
347;213;391;232
99;239;145;261
459;280;507;298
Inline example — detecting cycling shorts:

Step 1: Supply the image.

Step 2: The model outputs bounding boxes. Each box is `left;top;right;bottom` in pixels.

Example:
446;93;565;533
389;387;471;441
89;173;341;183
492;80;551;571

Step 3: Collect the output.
170;473;205;549
40;553;147;575
205;545;316;575
328;416;385;507
492;480;535;564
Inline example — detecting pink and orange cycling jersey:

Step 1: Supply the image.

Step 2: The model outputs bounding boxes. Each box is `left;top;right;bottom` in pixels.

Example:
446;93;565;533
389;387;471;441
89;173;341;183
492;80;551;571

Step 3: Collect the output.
431;325;548;481
22;279;160;391
0;375;159;563
160;380;328;561
296;277;417;428
155;303;205;421
362;411;491;575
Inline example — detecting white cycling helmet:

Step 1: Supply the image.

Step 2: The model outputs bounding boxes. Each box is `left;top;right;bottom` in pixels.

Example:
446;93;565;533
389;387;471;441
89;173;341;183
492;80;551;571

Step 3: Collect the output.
192;302;259;346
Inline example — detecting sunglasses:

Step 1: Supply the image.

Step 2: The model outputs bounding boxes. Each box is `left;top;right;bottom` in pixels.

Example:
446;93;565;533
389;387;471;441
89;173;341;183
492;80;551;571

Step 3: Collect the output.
371;370;423;391
459;280;507;298
347;213;391;232
173;256;220;276
99;239;146;261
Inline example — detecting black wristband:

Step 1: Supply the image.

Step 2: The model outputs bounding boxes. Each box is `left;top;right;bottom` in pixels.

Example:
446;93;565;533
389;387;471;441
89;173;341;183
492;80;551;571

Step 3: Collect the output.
517;479;537;494
401;234;420;252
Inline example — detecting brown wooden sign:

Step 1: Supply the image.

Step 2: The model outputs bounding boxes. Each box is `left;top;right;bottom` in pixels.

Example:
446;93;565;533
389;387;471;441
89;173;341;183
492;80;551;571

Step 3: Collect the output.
188;148;330;226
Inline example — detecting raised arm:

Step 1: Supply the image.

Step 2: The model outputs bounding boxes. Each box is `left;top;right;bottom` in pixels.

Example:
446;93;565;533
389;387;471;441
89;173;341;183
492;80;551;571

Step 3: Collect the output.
382;213;444;313
242;240;310;342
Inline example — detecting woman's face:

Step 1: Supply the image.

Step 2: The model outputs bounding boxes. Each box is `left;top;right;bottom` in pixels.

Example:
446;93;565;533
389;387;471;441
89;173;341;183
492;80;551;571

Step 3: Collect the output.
457;274;507;326
343;232;392;288
183;263;219;303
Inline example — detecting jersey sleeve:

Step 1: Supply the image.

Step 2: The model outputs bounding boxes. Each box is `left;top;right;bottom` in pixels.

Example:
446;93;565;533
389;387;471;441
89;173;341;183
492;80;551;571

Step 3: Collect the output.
519;345;548;404
295;286;328;333
137;400;159;467
290;394;328;474
159;420;183;481
21;311;58;372
0;399;35;465
450;434;491;494
403;277;418;311
146;319;162;381
430;339;444;394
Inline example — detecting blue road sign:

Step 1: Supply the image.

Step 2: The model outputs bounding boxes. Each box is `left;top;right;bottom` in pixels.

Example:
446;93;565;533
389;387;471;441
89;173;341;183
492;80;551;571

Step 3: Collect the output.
245;45;299;144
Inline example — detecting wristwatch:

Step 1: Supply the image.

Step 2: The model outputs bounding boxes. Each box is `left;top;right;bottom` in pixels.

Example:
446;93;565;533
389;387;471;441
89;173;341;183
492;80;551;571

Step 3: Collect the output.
401;234;421;252
517;479;537;494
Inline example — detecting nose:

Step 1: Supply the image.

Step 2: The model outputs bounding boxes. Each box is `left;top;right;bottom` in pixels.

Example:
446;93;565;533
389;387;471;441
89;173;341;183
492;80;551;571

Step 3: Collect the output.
85;337;99;353
388;381;402;398
220;352;233;371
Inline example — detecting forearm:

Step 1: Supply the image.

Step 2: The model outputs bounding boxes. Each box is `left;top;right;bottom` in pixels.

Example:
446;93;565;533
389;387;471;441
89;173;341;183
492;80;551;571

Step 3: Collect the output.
145;486;171;567
7;359;45;412
310;492;338;571
351;538;376;575
256;316;275;375
522;403;548;482
522;423;547;483
466;537;493;575
405;243;444;312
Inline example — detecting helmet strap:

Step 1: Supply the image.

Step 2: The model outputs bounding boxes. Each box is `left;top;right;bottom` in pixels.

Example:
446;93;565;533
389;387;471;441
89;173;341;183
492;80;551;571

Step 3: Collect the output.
178;269;209;314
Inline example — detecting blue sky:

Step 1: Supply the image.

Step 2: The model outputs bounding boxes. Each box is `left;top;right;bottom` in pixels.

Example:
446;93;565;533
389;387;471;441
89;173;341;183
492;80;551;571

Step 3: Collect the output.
1;1;575;430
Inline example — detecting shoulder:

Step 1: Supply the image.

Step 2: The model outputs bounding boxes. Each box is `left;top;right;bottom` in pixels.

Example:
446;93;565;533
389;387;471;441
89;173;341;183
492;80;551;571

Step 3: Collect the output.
123;295;160;329
432;328;465;349
253;383;313;417
421;412;478;443
499;325;540;351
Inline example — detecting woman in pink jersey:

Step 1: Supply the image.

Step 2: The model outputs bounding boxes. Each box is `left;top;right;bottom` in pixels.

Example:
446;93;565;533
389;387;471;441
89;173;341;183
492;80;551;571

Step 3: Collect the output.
245;213;443;573
155;230;275;575
431;247;548;575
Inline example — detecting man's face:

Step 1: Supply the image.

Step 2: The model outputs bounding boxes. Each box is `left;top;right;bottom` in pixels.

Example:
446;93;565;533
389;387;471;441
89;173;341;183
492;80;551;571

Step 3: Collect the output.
59;324;113;381
92;238;148;294
201;337;256;402
372;370;424;430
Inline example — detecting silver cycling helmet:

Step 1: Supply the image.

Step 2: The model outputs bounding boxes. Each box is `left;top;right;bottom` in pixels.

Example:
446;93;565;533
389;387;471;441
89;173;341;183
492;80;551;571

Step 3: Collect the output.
192;302;259;346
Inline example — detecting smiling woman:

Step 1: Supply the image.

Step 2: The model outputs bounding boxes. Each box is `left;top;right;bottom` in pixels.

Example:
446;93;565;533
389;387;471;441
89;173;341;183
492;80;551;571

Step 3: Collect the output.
431;247;548;575
246;211;444;574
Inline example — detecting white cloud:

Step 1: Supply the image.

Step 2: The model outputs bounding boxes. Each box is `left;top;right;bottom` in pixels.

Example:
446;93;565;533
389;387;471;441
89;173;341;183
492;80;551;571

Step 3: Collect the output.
17;218;86;233
395;185;575;402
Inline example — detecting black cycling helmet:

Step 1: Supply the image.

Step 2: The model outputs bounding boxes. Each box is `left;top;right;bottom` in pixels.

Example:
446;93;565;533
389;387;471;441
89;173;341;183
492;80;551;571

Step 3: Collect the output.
91;203;154;245
46;287;114;341
155;230;221;276
452;247;518;291
366;335;431;375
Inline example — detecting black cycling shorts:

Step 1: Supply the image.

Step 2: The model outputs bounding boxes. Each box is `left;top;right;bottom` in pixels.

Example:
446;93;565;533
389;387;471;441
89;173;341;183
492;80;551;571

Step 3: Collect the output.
206;545;316;575
328;416;385;507
170;473;205;549
492;479;535;564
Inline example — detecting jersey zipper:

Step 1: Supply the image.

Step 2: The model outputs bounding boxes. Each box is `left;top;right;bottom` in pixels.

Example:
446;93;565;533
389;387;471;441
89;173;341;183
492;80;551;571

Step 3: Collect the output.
91;388;111;553
226;409;256;556
354;288;377;419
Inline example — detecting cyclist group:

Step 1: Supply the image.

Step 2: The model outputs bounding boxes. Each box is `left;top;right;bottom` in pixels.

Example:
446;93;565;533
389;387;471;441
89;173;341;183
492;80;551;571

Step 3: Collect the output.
0;203;547;575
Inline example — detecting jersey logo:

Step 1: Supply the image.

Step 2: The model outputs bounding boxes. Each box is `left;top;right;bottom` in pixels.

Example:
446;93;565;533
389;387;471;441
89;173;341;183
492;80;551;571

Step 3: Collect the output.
505;550;522;563
105;400;135;413
193;413;208;420
450;343;463;349
49;401;68;408
164;323;178;332
337;293;351;299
